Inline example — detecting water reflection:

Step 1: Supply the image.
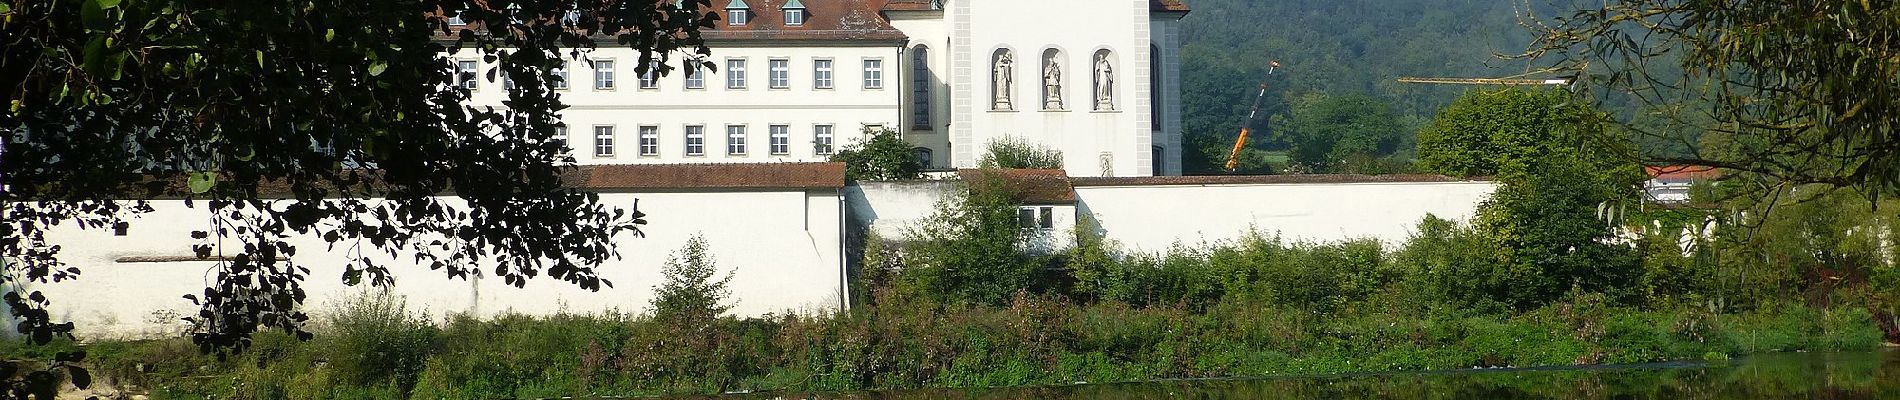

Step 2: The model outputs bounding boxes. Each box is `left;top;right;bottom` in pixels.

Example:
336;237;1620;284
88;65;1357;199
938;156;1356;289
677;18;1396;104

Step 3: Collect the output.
705;351;1900;399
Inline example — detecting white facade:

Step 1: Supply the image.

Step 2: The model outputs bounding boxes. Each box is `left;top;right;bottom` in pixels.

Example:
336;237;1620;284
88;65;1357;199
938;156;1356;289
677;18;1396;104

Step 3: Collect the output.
451;0;1188;176
453;44;904;165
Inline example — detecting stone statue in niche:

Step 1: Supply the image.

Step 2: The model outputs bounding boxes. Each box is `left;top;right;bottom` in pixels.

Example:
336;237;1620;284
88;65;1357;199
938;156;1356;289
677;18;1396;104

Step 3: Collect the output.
1043;55;1063;110
1093;53;1115;110
992;52;1014;110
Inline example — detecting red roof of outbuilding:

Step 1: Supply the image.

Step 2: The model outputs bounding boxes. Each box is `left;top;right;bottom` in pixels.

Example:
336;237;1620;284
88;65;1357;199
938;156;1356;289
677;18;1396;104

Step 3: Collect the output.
1645;165;1722;181
573;162;847;190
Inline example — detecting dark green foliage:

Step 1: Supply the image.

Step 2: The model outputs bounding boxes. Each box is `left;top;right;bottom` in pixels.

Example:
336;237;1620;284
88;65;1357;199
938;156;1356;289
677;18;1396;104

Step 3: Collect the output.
317;292;439;395
832;127;923;181
1418;88;1647;309
649;236;734;323
1526;0;1900;195
903;172;1049;305
2;0;697;356
978;137;1064;170
1177;0;1539;174
1272;93;1408;172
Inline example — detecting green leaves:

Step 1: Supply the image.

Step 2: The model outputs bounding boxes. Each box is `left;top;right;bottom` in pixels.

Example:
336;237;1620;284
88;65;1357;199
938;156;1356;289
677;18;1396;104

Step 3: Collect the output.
187;172;217;194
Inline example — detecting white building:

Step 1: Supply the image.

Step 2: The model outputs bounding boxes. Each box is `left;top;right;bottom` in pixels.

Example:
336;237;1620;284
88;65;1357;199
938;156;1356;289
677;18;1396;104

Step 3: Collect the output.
450;0;1190;176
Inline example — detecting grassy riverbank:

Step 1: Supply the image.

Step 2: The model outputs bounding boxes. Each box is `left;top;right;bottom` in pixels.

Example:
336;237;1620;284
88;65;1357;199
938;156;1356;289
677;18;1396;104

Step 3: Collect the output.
4;292;1882;399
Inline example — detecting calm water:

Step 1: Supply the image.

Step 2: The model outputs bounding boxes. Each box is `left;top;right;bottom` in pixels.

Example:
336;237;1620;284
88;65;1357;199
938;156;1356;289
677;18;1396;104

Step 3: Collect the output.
706;350;1900;399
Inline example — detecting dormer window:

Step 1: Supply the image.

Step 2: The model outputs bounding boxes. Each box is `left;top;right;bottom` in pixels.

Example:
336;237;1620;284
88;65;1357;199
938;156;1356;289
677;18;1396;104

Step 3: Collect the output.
783;0;806;26
727;0;750;25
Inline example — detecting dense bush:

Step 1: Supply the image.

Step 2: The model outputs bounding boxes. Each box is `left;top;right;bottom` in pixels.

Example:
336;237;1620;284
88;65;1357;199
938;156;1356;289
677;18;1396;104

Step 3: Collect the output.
978;137;1064;170
831;127;924;181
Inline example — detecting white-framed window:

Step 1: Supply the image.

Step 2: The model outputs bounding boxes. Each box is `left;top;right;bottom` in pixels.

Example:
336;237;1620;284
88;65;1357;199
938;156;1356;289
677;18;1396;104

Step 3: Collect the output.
726;59;748;89
912;46;931;129
448;11;467;26
592;125;615;157
638;60;660;89
862;59;883;89
769;124;790;155
684;62;706;89
457;60;478;90
813;59;834;89
554;125;569;151
552;63;570;90
726;125;748;155
638;125;659;156
813;124;834;155
684;125;706;156
728;8;749;25
592;60;615;90
768;59;790;88
1017;206;1055;231
784;7;805;26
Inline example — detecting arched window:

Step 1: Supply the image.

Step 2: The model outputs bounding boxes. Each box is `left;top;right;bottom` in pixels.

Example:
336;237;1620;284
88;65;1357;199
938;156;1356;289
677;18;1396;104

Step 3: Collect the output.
913;147;934;168
1150;45;1162;129
912;45;931;129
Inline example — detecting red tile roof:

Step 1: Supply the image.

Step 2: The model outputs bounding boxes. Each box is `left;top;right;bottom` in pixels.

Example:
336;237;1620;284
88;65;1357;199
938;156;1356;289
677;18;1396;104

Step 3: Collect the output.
707;0;907;42
1645;165;1722;181
880;0;938;11
1071;174;1476;187
958;168;1076;204
573;162;847;190
1151;0;1191;12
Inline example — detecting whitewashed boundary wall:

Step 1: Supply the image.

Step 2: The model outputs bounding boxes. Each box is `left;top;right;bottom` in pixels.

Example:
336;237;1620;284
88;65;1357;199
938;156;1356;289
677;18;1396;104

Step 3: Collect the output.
850;174;1498;252
29;164;849;340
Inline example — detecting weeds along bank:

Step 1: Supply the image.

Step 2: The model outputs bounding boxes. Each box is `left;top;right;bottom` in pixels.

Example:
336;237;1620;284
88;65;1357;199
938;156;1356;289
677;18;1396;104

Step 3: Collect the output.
16;128;1900;397
14;216;1895;399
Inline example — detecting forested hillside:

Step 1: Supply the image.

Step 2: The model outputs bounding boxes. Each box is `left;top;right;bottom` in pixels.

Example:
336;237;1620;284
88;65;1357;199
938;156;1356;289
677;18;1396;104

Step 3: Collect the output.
1177;0;1549;174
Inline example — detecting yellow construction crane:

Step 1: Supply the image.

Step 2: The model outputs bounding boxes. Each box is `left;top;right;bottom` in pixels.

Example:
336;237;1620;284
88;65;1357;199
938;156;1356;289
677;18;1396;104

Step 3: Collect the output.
1224;60;1282;172
1395;76;1572;86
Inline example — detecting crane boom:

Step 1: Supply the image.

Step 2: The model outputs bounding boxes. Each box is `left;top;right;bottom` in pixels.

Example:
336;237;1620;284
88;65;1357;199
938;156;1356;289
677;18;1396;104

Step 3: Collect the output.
1224;60;1280;172
1395;77;1571;86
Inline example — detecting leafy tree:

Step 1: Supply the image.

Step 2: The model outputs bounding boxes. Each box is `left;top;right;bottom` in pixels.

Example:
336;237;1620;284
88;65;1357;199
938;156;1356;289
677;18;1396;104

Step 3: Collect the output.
978;137;1063;170
650;235;733;323
1272;93;1405;171
903;172;1045;305
830;127;922;181
1523;0;1900;195
0;0;709;357
1418;88;1646;308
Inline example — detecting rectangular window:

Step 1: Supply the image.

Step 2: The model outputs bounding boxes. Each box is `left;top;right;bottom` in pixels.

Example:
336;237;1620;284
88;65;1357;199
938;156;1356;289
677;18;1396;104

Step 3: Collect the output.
592;60;615;90
813;59;834;89
728;9;748;25
726;125;748;155
784;9;804;25
638;126;659;156
684;125;706;156
769;125;790;155
814;124;834;155
726;59;748;89
554;125;568;150
552;64;570;90
685;63;706;89
1018;206;1055;231
769;59;790;88
862;59;883;89
457;60;478;90
640;60;660;89
593;125;615;157
448;11;467;26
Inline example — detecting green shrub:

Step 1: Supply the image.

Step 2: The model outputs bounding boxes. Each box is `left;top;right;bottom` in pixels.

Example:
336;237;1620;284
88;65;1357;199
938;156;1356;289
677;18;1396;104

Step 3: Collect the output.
978;137;1063;169
317;291;439;395
650;235;734;323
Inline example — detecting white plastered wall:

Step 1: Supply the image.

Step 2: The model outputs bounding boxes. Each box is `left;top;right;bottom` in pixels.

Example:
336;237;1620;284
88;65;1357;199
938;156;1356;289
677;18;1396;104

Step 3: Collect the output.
28;189;845;340
1074;182;1499;252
